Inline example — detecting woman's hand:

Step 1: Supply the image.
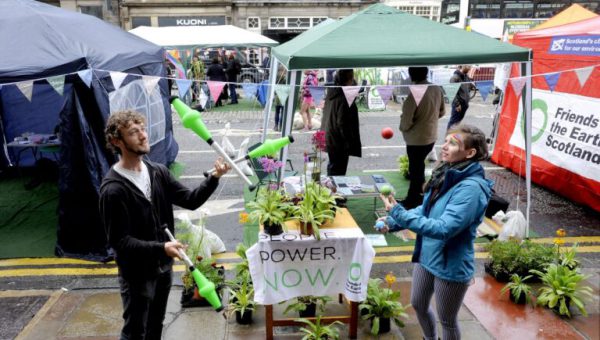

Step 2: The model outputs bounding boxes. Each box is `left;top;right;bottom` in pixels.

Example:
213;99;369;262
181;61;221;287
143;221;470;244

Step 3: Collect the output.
379;194;397;212
212;157;231;178
374;216;390;234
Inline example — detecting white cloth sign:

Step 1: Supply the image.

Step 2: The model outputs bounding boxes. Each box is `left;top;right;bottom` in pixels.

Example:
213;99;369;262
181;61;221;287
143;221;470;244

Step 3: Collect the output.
247;228;375;305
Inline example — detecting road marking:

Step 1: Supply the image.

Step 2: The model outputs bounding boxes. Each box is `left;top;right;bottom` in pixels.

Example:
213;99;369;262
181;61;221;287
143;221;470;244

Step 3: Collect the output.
0;258;111;267
0;289;54;298
15;290;63;340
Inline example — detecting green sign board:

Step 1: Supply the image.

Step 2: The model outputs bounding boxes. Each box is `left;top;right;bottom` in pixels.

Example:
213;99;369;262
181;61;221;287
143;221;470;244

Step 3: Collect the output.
503;19;545;35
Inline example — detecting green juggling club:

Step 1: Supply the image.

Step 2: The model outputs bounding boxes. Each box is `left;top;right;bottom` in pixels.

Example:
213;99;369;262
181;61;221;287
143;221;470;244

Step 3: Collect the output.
170;97;254;188
203;135;295;177
164;228;223;312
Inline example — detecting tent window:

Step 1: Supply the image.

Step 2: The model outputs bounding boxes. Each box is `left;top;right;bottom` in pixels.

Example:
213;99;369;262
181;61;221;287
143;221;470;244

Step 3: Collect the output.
108;80;165;146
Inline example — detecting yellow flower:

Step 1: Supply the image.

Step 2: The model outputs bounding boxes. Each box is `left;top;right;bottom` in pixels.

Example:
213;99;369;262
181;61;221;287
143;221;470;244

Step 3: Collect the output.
238;212;249;224
553;237;565;246
556;229;566;238
385;272;396;286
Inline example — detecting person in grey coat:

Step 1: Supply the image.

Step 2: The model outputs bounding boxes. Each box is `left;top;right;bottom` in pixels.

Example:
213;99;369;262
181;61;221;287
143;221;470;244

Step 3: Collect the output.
447;65;473;130
323;69;362;176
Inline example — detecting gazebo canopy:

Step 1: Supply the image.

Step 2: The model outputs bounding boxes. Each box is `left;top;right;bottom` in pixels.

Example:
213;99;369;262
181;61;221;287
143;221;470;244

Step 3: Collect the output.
129;25;279;49
273;3;531;70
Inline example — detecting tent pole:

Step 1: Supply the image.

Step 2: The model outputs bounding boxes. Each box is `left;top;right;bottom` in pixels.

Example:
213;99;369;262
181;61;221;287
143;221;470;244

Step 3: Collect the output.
522;60;533;238
261;57;279;142
279;70;301;183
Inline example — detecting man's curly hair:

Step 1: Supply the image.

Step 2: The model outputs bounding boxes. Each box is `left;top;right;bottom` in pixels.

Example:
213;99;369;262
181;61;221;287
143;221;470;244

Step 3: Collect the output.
104;110;146;154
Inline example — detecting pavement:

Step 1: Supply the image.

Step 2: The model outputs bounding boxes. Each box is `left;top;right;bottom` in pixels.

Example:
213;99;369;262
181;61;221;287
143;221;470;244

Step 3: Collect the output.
2;103;600;339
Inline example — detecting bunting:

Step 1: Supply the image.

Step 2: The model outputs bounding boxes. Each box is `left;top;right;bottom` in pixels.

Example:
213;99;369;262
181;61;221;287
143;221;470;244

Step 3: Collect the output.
242;83;258;100
143;76;160;94
375;85;394;105
47;75;65;96
476;81;494;102
207;81;226;102
409;85;428;106
543;72;560;92
442;83;461;102
574;66;594;88
307;86;326;106
510;77;526;97
175;79;192;98
16;81;34;102
341;86;360;107
110;71;127;91
274;84;290;105
77;69;93;88
166;50;187;80
199;88;209;108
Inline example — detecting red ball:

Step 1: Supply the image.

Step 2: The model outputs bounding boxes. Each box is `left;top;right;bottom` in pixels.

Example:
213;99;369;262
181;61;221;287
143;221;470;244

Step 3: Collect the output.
381;127;394;139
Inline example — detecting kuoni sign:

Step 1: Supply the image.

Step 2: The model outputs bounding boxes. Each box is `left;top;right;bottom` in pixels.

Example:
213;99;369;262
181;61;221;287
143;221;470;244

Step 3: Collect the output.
509;89;600;182
247;229;375;305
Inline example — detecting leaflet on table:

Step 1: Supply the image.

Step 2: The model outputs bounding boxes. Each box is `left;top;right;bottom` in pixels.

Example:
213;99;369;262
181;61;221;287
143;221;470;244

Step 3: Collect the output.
365;234;388;247
332;176;361;186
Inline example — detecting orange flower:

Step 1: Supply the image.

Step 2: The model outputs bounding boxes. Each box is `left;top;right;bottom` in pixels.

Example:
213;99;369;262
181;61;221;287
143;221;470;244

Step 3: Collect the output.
553;237;565;246
556;229;566;238
239;212;249;224
385;272;396;286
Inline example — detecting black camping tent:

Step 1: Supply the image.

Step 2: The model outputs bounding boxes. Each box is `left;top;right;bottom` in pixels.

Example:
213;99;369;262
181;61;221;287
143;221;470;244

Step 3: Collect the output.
0;0;179;260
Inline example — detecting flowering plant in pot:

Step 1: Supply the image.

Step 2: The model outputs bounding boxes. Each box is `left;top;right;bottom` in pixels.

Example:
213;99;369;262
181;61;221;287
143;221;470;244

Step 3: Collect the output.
359;275;410;335
247;185;290;235
500;274;535;305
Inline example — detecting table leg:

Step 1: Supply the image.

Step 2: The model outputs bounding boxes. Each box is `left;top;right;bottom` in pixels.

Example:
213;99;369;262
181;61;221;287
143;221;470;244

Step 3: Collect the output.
266;304;274;340
349;301;358;339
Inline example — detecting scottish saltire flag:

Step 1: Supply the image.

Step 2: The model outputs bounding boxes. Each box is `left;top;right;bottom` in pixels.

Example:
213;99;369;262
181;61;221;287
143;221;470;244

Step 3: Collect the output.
166;50;187;80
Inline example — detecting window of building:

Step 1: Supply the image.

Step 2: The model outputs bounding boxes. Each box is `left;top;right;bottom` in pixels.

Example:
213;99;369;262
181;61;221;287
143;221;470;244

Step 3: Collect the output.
247;17;260;29
132;17;151;29
269;17;285;29
288;17;311;28
79;5;103;20
398;6;414;14
470;1;501;19
415;6;431;16
268;16;330;30
313;17;328;26
503;1;534;18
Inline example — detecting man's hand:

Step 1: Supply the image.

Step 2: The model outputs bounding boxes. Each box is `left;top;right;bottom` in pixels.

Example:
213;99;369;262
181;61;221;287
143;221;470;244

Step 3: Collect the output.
211;157;231;178
164;241;185;259
455;103;462;112
379;194;397;212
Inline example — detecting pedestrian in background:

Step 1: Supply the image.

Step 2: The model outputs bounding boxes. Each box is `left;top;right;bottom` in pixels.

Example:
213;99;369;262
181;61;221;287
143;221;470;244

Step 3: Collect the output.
300;69;319;131
226;54;241;104
447;65;473;130
206;57;227;107
189;55;205;102
100;110;230;340
377;124;492;340
323;69;361;176
400;67;445;209
274;66;286;131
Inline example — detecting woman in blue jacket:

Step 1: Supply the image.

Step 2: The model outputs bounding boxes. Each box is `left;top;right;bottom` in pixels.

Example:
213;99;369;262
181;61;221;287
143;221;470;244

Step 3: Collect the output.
378;124;492;340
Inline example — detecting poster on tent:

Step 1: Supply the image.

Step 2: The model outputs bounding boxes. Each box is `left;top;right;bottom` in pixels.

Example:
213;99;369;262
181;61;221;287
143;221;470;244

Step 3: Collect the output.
367;87;385;110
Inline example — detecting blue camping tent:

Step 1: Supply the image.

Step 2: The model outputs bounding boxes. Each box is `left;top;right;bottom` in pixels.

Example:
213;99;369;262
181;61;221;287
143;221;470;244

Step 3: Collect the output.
0;0;179;260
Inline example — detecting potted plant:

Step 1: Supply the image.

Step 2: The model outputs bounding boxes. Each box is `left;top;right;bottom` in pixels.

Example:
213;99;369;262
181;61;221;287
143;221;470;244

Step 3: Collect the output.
485;239;554;282
226;276;256;325
558;243;580;270
296;315;343;340
247;186;289;235
530;263;593;317
359;278;410;335
180;256;225;307
283;295;332;318
500;274;535;305
288;181;337;239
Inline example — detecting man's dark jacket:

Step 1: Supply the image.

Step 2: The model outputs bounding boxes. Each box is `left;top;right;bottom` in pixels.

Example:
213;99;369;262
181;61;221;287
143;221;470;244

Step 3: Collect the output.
323;87;362;157
99;160;219;281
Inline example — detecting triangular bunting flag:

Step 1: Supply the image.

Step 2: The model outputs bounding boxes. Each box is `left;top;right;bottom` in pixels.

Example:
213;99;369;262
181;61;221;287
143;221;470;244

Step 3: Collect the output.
207;81;226;102
274;84;290;105
376;85;394;104
574;66;594;88
176;79;192;98
477;81;493;102
308;86;326;106
442;83;461;101
544;72;560;92
341;86;360;107
199;88;209;108
242;83;258;99
16;81;34;102
510;77;526;97
142;76;160;94
409;85;428;106
110;71;127;91
47;75;65;96
77;69;93;88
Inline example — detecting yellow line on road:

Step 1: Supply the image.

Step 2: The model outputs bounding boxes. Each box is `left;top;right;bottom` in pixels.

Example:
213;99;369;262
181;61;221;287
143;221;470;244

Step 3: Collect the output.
0;290;54;298
15;290;63;340
530;236;600;244
0;258;114;267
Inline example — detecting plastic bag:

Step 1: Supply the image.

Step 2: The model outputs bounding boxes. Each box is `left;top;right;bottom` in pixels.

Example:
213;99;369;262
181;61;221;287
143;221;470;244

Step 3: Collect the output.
236;137;254;176
177;212;226;259
221;123;236;158
496;210;526;241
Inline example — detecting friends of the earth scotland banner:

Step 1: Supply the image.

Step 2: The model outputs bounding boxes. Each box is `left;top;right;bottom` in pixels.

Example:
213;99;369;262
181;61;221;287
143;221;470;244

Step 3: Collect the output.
492;20;600;211
246;228;375;305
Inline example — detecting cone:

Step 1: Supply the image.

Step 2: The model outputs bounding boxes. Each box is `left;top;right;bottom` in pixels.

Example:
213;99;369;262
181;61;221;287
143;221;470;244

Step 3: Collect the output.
248;136;294;159
191;268;222;311
171;97;212;142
